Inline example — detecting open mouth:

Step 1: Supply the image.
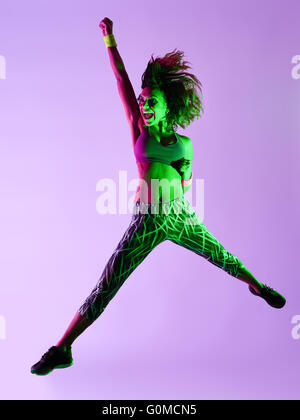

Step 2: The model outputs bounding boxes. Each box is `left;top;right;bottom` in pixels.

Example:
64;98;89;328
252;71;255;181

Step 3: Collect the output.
143;113;154;120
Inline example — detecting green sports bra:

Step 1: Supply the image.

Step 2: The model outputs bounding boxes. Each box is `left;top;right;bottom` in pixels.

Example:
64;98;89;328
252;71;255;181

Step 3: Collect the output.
134;128;186;165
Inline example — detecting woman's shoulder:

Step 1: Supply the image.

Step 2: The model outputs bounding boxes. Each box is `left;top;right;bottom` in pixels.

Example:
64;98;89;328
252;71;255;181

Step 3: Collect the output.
176;132;191;143
177;133;193;158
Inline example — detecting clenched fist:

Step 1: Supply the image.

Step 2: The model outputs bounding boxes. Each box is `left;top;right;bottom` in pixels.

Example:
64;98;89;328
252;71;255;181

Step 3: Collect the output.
99;17;113;37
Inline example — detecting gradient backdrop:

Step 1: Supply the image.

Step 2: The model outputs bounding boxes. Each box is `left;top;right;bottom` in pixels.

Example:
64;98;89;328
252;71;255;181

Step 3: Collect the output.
0;0;299;400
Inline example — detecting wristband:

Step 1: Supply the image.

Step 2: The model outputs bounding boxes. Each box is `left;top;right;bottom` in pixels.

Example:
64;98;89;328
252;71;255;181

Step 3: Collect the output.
181;171;193;187
104;34;117;48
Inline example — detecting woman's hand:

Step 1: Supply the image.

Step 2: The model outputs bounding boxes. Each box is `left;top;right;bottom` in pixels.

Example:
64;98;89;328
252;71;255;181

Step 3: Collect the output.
99;17;113;36
170;158;191;178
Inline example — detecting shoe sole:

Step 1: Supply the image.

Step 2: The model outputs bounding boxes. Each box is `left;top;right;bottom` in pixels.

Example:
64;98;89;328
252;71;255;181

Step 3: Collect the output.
31;361;73;376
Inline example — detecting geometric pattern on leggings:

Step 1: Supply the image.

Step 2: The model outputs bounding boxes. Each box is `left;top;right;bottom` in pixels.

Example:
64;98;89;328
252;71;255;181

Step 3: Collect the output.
78;195;245;321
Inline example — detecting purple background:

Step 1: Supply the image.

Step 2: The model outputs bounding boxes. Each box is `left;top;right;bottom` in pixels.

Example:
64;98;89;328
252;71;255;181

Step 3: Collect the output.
0;0;299;400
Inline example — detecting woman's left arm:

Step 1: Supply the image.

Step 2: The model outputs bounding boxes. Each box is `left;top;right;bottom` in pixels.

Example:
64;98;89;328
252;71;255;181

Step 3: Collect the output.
170;136;193;193
181;137;193;194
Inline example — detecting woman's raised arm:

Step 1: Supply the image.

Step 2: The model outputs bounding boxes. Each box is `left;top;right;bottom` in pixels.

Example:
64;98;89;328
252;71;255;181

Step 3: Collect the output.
99;18;141;142
100;18;126;80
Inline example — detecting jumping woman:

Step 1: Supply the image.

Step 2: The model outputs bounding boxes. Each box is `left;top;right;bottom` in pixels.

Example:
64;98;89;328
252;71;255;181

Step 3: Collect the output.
31;17;286;375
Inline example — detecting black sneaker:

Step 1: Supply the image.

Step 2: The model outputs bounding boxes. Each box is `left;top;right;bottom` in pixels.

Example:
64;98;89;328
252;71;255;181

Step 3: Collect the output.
249;284;286;309
31;346;73;375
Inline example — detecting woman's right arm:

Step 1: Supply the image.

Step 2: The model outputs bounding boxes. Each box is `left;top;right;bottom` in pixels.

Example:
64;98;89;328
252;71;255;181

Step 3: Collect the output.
100;18;142;143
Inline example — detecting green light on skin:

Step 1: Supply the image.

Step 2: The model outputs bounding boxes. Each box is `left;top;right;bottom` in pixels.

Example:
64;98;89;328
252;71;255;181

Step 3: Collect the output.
138;86;171;139
138;87;193;197
116;61;124;72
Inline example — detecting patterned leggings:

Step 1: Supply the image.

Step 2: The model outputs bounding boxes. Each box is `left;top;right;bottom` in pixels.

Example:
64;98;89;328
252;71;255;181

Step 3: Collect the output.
78;196;246;321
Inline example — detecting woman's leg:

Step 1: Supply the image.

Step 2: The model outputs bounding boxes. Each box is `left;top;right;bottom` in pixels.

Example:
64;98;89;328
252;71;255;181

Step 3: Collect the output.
56;312;93;348
166;198;263;292
56;210;168;348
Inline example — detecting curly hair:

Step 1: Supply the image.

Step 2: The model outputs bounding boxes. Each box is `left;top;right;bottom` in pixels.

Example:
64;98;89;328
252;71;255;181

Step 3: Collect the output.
140;48;204;132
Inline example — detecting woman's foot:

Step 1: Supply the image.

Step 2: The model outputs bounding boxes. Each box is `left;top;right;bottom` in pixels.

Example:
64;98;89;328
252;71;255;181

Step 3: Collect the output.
31;346;73;375
248;284;286;309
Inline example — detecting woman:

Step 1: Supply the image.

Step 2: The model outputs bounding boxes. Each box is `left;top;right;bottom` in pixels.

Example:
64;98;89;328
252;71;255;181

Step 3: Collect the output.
31;17;286;376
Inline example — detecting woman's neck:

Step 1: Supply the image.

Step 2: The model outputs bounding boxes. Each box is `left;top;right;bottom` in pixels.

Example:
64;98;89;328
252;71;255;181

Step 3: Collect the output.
148;126;174;141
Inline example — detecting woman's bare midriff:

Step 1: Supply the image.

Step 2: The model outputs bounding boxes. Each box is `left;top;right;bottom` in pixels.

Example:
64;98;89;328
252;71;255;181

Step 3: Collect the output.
135;161;183;204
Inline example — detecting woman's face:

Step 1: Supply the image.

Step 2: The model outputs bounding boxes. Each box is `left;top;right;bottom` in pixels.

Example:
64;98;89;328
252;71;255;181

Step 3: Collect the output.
138;87;169;127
